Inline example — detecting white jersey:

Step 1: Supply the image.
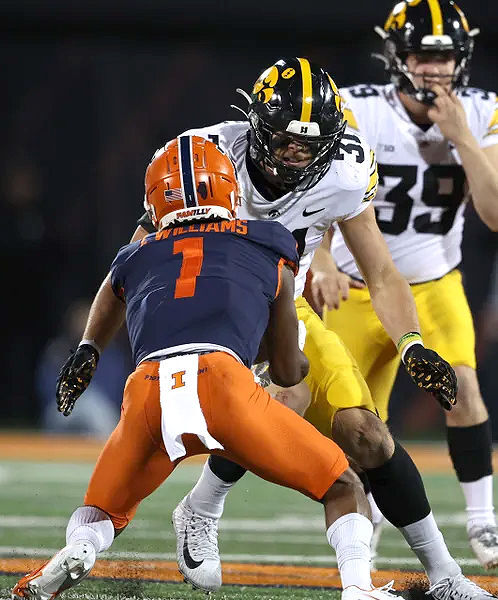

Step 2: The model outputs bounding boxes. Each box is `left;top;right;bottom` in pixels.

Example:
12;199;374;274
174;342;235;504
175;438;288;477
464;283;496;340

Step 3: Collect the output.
332;84;498;283
182;121;377;296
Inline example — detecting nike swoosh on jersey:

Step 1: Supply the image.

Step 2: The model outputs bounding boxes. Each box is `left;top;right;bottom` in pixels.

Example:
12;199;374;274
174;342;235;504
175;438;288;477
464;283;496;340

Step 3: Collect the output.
183;527;204;569
302;207;325;217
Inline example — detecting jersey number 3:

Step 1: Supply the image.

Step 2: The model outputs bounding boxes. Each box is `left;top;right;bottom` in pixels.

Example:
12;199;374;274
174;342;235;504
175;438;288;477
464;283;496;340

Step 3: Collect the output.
377;164;465;235
173;237;204;298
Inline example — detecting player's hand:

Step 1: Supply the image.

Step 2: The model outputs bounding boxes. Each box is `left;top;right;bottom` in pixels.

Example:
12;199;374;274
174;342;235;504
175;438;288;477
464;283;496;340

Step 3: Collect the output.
56;344;99;416
427;84;472;146
403;344;458;411
311;268;365;311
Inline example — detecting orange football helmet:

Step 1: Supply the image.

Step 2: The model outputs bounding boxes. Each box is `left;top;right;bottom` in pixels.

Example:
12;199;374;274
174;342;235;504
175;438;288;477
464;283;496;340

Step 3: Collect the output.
144;135;239;229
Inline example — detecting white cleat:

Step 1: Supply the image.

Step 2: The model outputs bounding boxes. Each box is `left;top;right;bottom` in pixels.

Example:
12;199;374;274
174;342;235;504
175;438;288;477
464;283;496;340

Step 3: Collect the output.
469;525;498;570
172;495;222;592
11;542;96;599
342;580;401;599
370;517;385;572
427;573;496;600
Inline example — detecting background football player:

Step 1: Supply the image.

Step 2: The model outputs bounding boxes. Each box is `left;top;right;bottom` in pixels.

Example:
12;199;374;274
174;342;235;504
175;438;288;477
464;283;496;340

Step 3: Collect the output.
56;59;491;599
311;0;498;572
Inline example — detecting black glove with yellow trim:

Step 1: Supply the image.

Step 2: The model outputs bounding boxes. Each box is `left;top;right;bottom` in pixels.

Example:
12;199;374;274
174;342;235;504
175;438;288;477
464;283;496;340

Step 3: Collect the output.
403;344;458;411
56;344;99;416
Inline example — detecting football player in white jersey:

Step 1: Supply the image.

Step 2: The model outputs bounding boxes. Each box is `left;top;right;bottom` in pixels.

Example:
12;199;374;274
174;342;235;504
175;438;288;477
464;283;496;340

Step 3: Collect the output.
311;0;498;574
56;58;492;599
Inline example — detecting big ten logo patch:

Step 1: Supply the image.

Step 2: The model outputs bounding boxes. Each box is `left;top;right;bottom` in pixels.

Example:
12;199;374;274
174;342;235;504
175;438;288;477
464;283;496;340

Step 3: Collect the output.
171;370;186;389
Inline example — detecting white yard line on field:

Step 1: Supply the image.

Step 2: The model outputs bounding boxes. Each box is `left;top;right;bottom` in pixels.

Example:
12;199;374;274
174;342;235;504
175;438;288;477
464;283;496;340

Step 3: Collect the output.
0;513;470;532
0;545;483;567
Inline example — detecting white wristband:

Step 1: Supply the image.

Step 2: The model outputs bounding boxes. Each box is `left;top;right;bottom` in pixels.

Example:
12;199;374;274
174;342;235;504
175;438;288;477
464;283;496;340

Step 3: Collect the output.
79;339;102;357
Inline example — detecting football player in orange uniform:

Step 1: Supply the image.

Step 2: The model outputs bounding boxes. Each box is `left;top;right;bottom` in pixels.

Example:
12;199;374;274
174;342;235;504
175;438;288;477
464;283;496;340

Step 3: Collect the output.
12;137;400;600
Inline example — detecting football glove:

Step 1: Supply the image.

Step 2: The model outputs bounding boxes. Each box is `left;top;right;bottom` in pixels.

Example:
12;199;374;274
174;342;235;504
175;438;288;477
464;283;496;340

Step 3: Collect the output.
56;344;99;416
403;344;458;411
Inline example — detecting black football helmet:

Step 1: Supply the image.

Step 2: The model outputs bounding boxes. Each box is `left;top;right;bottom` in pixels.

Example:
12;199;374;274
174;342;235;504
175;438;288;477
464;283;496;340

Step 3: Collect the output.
240;58;346;190
375;0;479;104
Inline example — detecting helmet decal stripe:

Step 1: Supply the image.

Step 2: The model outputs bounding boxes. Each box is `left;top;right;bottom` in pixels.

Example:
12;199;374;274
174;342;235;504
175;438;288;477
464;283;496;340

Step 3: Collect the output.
427;0;444;35
453;3;470;32
298;58;313;122
178;135;198;208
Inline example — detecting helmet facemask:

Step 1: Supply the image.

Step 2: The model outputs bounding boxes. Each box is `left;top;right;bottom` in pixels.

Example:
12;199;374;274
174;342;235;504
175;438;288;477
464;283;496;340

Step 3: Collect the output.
248;112;346;190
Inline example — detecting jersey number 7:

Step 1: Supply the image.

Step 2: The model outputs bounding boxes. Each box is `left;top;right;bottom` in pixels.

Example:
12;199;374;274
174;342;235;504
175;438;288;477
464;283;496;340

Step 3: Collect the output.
173;237;204;298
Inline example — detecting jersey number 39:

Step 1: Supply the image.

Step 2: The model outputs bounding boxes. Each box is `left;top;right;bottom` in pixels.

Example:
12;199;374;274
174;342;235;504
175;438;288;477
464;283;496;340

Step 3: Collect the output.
376;164;465;235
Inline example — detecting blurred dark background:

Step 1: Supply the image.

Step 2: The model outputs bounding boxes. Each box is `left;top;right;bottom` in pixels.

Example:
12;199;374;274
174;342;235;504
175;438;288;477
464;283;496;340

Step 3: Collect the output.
1;0;497;437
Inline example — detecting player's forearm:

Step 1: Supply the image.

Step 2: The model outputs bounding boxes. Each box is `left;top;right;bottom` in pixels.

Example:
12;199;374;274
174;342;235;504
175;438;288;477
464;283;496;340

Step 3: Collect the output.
456;137;498;231
368;269;420;346
311;228;336;273
82;274;126;351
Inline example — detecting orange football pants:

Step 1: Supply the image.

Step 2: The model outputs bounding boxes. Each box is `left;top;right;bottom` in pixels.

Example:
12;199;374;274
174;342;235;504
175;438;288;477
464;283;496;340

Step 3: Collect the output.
84;352;348;530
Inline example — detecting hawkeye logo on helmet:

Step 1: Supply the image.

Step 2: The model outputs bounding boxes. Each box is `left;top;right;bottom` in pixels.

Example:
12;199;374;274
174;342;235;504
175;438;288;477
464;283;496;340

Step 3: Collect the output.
286;120;321;136
252;65;279;103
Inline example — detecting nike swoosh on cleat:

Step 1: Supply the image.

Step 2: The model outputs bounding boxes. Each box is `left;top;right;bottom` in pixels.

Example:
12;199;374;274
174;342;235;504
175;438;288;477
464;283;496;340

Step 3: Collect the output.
183;527;204;569
302;207;325;217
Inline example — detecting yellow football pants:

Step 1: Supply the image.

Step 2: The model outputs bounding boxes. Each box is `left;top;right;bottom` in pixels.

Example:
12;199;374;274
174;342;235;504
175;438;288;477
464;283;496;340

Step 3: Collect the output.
324;269;476;423
295;296;376;438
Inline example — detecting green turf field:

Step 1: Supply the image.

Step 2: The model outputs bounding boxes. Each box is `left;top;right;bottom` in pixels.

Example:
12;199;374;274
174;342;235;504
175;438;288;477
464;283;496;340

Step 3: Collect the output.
0;457;496;599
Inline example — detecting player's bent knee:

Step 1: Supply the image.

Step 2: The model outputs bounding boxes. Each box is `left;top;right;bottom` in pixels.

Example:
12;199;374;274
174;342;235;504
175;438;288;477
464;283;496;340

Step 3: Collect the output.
332;408;394;470
321;467;370;519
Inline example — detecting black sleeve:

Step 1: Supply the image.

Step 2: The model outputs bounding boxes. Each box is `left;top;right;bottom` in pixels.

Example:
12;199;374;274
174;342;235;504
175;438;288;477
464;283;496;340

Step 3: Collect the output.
137;212;156;233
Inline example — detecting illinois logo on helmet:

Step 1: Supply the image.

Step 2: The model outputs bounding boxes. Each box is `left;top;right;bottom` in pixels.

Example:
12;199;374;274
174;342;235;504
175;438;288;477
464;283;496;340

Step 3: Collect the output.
144;135;239;229
374;0;479;104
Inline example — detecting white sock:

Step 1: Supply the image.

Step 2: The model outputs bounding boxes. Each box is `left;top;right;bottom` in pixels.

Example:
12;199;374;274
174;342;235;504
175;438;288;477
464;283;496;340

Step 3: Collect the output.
66;506;114;553
461;475;496;532
367;492;384;526
188;460;234;519
326;513;373;590
400;512;461;585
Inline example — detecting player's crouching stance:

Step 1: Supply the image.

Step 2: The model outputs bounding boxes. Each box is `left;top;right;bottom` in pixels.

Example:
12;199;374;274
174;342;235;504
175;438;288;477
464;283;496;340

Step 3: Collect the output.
12;136;400;600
